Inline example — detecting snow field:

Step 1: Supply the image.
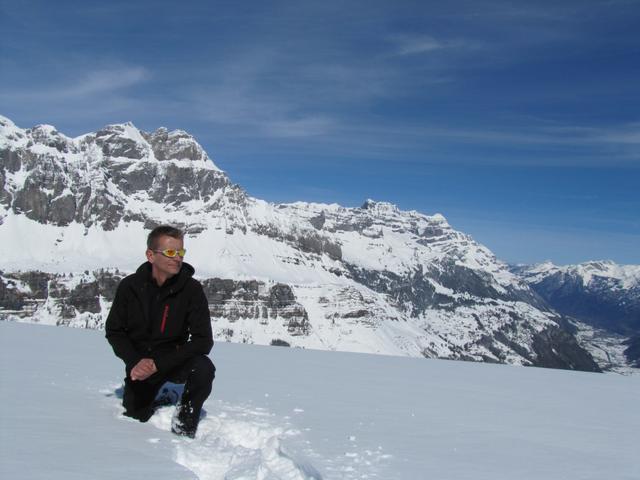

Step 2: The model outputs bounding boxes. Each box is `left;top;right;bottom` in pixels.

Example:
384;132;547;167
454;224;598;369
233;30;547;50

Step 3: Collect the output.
2;321;639;479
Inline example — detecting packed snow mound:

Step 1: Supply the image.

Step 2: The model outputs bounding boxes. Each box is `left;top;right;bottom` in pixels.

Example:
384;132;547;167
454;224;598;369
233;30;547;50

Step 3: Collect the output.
150;402;322;479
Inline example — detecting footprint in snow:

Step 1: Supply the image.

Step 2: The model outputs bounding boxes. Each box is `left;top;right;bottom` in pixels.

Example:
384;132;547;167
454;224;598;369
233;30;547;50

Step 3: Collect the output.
150;400;323;480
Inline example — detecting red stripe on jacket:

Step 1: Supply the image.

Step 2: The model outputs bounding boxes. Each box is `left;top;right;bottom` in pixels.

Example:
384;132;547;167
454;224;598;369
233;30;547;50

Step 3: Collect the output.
160;305;169;333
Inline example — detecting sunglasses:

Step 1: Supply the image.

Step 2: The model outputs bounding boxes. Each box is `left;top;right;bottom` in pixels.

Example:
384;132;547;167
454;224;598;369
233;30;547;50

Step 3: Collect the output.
152;248;187;258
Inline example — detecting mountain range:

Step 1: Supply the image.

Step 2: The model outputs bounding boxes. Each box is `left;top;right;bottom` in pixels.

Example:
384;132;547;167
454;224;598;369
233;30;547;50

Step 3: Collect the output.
512;261;640;368
1;114;637;372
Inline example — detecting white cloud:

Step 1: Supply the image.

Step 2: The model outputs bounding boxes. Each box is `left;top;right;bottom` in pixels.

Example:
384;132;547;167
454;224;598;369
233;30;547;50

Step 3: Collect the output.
263;116;334;138
389;34;481;57
595;123;640;145
193;86;338;139
408;122;640;151
67;67;149;97
1;65;149;102
393;35;446;55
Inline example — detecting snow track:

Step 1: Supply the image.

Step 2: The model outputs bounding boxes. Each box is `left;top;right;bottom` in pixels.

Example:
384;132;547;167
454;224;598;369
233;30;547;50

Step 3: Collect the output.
148;402;322;480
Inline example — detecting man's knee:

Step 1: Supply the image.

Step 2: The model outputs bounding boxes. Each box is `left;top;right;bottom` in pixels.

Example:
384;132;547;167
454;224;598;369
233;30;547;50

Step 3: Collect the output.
192;355;216;384
122;378;156;422
170;355;215;385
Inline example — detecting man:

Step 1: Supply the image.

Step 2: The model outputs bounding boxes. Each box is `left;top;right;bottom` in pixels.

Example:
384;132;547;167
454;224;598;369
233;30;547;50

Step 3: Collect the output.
106;225;214;438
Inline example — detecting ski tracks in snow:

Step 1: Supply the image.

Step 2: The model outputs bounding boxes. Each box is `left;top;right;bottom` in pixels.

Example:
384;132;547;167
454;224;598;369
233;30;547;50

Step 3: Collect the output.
148;401;322;480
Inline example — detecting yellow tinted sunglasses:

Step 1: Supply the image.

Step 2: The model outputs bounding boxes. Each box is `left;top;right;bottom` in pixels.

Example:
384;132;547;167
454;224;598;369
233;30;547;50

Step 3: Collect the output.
152;248;186;258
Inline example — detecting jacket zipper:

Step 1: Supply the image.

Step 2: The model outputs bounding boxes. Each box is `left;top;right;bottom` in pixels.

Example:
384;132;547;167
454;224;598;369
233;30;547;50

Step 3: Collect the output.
160;305;169;334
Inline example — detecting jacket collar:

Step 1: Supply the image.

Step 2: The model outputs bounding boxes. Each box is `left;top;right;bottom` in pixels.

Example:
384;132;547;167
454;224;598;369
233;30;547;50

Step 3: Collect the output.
133;261;195;292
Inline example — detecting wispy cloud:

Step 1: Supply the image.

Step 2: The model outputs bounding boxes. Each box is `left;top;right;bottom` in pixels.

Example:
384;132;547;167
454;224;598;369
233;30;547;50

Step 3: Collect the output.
0;63;154;132
65;67;149;98
1;66;149;102
392;35;447;55
192;85;339;139
2;2;637;168
594;123;640;145
423;123;640;148
263;117;335;138
269;119;640;167
183;49;391;139
389;34;481;56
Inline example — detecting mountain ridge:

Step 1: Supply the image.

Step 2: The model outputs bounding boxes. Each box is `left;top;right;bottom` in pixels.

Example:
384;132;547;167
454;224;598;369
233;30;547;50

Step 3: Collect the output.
2;115;633;372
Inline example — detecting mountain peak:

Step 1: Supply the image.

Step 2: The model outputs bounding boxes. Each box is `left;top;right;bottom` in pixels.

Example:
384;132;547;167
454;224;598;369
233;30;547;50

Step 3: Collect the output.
145;126;220;169
361;199;399;213
535;260;559;271
30;123;61;134
579;260;616;270
0;115;27;148
103;121;137;129
0;114;15;127
72;120;220;170
94;121;147;144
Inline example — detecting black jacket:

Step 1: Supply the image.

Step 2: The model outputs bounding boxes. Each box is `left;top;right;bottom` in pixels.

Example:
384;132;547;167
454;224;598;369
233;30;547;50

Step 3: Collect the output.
105;262;213;374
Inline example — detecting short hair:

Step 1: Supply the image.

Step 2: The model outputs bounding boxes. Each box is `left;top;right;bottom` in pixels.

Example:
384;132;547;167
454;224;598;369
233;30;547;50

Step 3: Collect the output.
147;225;184;250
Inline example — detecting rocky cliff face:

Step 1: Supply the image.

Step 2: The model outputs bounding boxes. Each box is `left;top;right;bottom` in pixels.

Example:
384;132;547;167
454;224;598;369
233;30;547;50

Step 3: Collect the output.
0;119;245;233
0;269;310;343
0;115;612;372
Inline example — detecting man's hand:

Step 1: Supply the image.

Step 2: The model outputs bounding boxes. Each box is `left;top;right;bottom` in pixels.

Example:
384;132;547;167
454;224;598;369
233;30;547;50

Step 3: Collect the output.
130;358;158;381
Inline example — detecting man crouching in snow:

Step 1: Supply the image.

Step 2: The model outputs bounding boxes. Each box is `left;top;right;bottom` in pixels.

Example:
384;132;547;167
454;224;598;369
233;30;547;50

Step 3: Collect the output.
106;225;215;438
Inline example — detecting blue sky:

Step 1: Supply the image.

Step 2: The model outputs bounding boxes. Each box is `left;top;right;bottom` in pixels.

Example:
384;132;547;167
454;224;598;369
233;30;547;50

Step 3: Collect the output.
1;0;638;265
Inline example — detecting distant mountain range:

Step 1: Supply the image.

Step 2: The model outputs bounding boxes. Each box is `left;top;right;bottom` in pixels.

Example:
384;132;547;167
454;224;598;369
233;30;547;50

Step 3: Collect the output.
1;114;637;372
512;261;640;368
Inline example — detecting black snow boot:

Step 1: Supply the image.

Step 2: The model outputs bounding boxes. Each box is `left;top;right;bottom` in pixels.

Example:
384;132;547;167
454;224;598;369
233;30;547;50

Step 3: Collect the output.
171;401;199;438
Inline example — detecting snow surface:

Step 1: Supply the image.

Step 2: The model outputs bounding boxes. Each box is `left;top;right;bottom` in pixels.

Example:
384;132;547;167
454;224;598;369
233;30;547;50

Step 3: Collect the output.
1;321;638;480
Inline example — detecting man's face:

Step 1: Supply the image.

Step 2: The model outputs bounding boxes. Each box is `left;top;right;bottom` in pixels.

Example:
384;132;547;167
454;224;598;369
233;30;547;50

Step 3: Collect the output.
146;235;184;281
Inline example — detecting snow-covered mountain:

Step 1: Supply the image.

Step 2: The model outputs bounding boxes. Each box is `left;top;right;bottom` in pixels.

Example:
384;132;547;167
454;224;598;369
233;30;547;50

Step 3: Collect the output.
512;261;640;367
0;114;606;371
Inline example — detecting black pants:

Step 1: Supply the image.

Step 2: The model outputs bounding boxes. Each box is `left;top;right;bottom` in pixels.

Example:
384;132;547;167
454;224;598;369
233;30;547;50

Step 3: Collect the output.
122;355;215;429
